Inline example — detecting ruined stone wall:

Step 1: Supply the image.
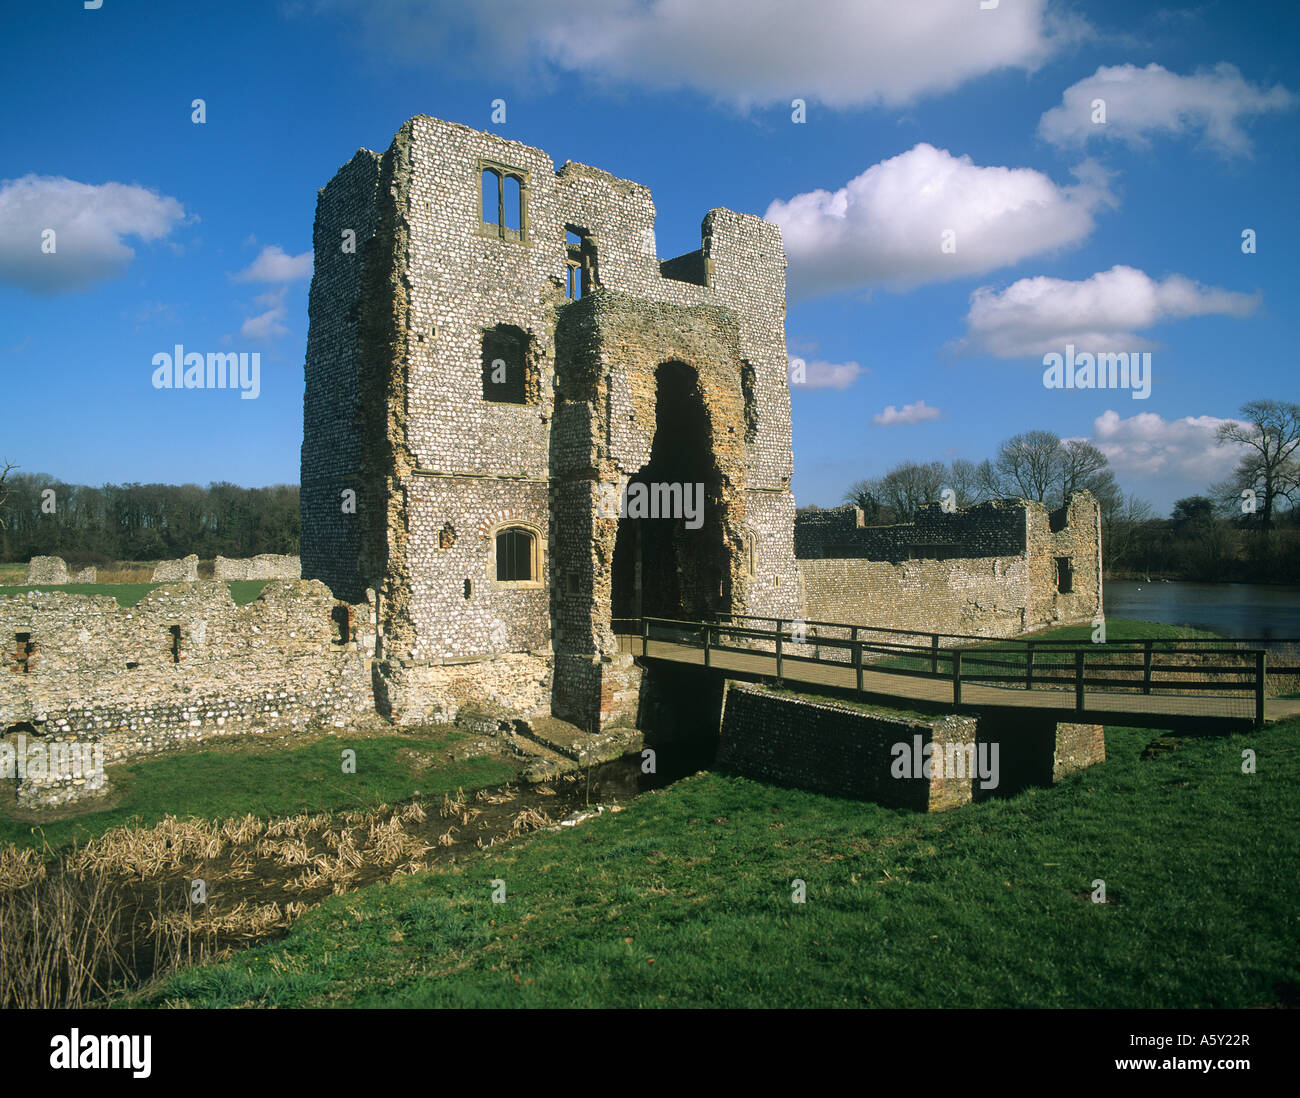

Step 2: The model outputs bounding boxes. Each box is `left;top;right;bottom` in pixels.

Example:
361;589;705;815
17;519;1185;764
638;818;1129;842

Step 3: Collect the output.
795;499;1028;560
300;149;383;604
213;554;301;580
718;683;979;811
0;581;372;750
800;554;1037;638
796;494;1102;638
1027;492;1104;628
25;557;70;584
718;683;1105;810
303;115;803;728
151;555;199;583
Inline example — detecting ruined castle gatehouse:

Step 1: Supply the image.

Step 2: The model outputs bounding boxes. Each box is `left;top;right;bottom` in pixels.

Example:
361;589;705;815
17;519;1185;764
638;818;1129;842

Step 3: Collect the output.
0;115;1109;810
301;116;803;731
610;362;730;625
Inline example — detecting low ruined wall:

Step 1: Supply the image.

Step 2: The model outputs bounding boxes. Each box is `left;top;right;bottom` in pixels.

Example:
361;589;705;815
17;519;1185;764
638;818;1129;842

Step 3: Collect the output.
799;554;1035;640
718;683;979;811
373;650;553;727
0;580;373;752
214;554;301;580
795;493;1102;638
25;557;70;584
717;683;1104;811
151;554;199;582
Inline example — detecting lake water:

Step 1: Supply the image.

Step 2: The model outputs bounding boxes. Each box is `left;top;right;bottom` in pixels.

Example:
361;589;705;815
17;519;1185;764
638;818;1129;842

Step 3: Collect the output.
1104;580;1300;640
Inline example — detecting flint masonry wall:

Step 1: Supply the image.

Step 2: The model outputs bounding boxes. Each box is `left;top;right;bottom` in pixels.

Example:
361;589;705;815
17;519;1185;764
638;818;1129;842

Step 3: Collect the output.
718;683;980;811
25;557;69;584
796;493;1102;638
718;683;1106;811
152;555;199;582
303;115;803;729
213;554;301;580
0;581;372;756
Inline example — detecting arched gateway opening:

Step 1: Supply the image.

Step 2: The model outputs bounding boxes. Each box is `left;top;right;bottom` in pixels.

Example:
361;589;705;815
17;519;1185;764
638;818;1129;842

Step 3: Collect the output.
610;362;731;625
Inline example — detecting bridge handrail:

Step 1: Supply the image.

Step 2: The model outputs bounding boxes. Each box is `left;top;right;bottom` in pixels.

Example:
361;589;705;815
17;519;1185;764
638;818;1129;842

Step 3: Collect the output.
708;610;1300;649
628;614;1280;728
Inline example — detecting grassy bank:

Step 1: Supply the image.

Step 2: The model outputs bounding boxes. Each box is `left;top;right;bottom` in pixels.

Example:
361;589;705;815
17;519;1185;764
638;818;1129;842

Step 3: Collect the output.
130;716;1300;1009
0;727;515;852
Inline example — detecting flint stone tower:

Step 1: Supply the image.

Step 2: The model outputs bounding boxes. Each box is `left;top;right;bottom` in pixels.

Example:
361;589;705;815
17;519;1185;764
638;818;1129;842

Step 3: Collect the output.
301;116;803;731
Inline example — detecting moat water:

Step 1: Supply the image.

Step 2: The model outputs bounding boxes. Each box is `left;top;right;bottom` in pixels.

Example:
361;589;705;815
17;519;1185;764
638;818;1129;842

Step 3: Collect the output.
1105;580;1300;640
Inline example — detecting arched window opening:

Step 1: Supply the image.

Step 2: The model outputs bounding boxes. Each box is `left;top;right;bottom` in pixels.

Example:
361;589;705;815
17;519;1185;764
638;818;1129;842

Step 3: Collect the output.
740;361;758;443
503;175;522;233
478;161;528;242
331;605;351;645
481;323;532;404
495;527;537;583
481;168;501;227
564;226;597;300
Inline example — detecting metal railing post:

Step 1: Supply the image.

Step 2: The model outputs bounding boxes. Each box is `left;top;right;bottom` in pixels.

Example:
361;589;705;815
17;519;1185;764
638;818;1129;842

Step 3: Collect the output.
930;633;939;676
1025;641;1035;690
1256;649;1266;729
703;621;711;668
1075;650;1085;712
1142;639;1153;695
641;616;649;657
952;650;962;706
853;634;863;694
775;619;783;682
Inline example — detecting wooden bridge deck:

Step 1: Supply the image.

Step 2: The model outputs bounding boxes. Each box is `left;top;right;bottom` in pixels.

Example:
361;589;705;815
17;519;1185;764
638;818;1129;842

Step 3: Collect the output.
615;621;1300;731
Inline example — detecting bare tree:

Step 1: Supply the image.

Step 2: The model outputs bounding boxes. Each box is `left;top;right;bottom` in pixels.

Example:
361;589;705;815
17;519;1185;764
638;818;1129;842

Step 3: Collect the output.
842;478;882;523
1215;399;1300;532
0;459;17;530
946;458;990;508
1102;493;1154;570
994;430;1062;502
1061;439;1121;515
877;461;947;522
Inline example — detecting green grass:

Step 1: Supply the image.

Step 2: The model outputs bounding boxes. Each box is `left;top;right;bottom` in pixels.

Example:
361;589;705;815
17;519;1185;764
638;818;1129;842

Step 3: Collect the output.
129;716;1300;1009
868;618;1227;675
0;581;267;607
0;729;515;851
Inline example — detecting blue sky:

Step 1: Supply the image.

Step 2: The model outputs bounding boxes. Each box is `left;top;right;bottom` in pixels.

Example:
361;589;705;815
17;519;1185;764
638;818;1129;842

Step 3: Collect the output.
1;0;1296;514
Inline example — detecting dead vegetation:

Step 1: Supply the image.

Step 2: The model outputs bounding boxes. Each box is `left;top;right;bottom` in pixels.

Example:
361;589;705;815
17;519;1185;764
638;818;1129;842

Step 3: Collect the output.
0;769;602;1007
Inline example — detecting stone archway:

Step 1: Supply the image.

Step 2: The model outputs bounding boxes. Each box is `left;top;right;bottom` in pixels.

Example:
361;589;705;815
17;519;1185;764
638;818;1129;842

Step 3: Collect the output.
610;361;732;625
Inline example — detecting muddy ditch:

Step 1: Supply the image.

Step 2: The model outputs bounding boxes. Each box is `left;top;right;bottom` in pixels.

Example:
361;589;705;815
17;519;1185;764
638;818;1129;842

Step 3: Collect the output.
0;748;697;1007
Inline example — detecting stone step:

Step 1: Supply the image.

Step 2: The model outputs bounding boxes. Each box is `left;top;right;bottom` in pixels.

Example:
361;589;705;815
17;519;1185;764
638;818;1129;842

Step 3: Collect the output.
514;715;643;765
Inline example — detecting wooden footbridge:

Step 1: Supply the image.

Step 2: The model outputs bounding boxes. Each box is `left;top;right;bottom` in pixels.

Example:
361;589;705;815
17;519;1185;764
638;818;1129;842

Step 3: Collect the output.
614;614;1300;731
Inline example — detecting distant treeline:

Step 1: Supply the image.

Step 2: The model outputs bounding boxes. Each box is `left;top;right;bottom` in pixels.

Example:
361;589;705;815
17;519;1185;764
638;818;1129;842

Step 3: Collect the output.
1106;497;1300;585
0;474;299;564
824;402;1300;586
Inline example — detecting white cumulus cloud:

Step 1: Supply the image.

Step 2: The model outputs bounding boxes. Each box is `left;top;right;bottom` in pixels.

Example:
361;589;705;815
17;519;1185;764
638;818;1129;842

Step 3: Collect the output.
873;400;942;427
317;0;1082;109
962;265;1260;357
1038;62;1295;155
240;288;290;340
0;175;185;294
236;244;312;283
1089;409;1249;485
789;357;864;391
765;144;1113;300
